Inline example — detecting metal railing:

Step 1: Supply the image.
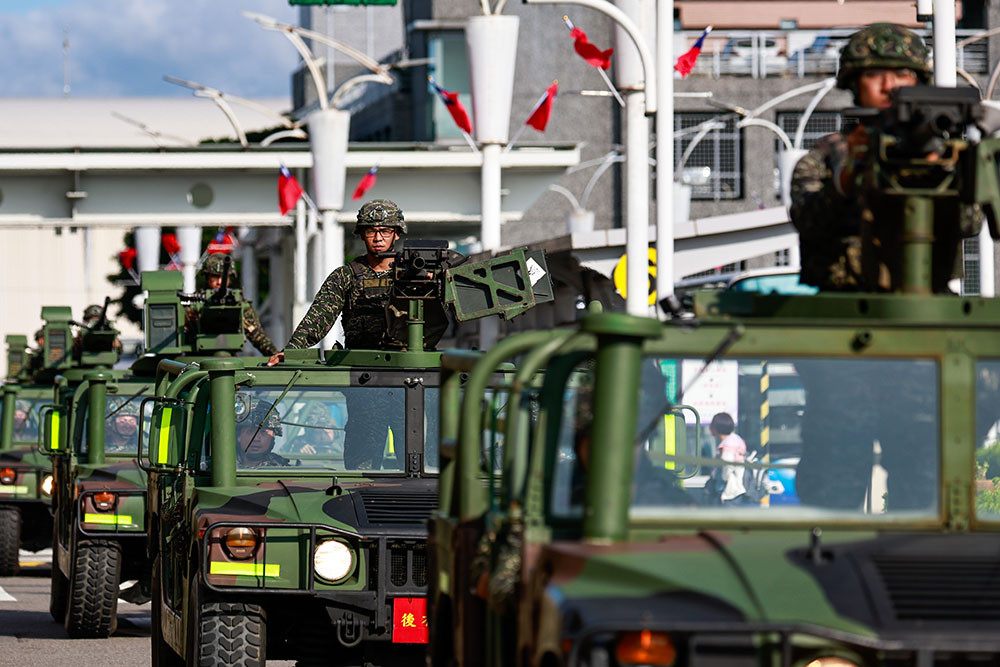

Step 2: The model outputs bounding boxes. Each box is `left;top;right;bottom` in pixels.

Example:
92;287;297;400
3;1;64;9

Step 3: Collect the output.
677;28;991;79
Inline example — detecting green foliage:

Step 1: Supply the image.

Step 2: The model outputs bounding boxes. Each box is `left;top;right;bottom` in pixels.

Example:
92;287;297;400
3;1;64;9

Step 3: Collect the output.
977;480;1000;514
976;441;1000;478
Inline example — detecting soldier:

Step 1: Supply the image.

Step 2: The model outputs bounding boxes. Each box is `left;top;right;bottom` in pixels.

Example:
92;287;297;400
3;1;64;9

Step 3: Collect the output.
289;405;341;456
790;24;942;511
105;399;140;454
267;199;405;365
82;304;103;327
12;400;36;441
74;303;122;354
790;23;937;291
235;400;289;468
196;254;278;356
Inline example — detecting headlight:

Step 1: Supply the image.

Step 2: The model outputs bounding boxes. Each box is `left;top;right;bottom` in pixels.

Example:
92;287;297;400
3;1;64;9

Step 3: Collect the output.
93;491;115;511
314;540;354;582
804;659;861;667
224;527;258;560
0;467;15;485
41;475;54;496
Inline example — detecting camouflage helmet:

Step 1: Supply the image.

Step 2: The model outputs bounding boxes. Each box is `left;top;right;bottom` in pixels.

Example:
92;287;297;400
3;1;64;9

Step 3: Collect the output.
107;397;141;418
33;329;44;344
235;396;283;437
354;199;406;236
83;304;103;322
200;253;238;279
14;399;30;415
837;24;932;94
304;405;337;428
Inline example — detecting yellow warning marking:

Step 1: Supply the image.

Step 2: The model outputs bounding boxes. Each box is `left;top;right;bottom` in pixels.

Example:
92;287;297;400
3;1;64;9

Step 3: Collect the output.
209;562;280;578
0;486;29;494
663;414;676;470
83;513;134;526
387;427;395;456
760;403;769;420
51;412;61;450
157;407;173;465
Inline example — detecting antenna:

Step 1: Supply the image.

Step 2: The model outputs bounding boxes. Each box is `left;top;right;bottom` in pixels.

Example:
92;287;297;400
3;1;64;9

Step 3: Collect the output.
62;27;70;98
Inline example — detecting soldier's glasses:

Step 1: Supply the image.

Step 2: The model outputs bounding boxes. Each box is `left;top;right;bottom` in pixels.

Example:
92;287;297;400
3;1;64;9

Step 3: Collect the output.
362;227;396;239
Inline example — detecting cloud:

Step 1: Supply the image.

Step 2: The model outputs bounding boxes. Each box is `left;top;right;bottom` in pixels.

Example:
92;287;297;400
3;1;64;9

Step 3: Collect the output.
0;0;300;97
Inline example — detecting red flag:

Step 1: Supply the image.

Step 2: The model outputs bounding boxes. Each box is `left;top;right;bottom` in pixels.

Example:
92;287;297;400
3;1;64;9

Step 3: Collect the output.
569;26;613;70
352;165;379;201
207;227;237;254
674;26;713;78
118;247;136;272
430;79;473;135
161;233;180;256
278;165;304;215
525;82;558;132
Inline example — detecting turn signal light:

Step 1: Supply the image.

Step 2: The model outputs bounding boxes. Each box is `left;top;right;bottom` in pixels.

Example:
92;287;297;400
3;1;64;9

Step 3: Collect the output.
0;468;15;485
224;527;258;560
616;630;677;666
93;491;116;511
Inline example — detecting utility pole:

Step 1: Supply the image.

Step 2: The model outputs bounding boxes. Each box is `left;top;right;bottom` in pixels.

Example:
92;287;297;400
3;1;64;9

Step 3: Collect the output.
62;28;70;98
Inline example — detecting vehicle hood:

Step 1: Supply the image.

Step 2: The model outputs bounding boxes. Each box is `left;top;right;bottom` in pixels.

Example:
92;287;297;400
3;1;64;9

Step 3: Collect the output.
541;530;1000;644
77;461;146;491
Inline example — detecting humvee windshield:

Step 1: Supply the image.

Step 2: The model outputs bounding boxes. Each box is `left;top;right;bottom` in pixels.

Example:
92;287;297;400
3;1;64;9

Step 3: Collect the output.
230;385;436;473
76;393;153;456
9;398;48;444
554;356;941;519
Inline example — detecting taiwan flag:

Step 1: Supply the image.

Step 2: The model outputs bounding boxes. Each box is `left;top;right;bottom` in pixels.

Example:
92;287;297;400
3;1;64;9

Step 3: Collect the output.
207;227;237;254
675;26;713;78
525;81;559;132
568;23;613;70
429;78;473;135
352;165;379;200
278;165;304;216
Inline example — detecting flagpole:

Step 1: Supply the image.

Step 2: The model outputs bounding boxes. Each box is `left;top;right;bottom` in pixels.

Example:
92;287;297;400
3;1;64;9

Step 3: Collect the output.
461;131;481;154
564;16;625;108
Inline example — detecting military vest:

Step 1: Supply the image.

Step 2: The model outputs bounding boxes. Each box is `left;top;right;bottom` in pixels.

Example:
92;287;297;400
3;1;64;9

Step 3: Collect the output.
344;258;393;349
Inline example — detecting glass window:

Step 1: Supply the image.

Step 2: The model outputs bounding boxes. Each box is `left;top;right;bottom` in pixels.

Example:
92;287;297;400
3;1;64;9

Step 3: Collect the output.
424;387;440;473
10;398;47;444
428;32;470;141
233;386;406;473
975;361;1000;518
79;393;153;456
555;356;940;519
674;113;742;201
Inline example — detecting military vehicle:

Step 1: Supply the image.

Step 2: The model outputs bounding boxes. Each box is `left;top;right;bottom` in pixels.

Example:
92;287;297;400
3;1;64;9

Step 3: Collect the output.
42;267;265;638
141;245;551;666
0;332;59;576
428;87;1000;665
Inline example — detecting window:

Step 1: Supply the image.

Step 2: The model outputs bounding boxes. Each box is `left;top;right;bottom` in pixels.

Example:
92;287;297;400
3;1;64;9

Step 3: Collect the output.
428;32;471;141
674;113;742;200
776;111;856;152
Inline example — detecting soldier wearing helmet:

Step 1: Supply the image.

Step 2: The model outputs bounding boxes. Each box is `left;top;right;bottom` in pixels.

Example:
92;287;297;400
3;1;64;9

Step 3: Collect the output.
194;254;278;356
790;24;934;291
105;398;141;453
12;399;36;441
82;305;104;327
268;199;407;365
74;303;122;355
235;399;289;468
289;405;342;456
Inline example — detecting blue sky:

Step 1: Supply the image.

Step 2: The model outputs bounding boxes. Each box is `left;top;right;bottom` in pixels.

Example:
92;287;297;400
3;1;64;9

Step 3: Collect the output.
0;0;300;97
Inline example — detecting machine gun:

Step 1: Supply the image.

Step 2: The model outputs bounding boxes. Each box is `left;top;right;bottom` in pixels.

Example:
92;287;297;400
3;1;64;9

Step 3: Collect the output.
381;241;553;351
75;296;120;365
851;85;1000;294
205;255;238;307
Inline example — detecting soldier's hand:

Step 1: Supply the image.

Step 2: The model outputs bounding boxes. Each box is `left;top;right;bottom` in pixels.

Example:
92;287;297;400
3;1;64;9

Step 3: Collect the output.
299;444;317;455
267;351;285;366
840;125;872;195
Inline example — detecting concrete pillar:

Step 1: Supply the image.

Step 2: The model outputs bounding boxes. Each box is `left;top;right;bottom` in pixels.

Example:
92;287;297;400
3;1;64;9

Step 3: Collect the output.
134;227;162;274
177;226;202;293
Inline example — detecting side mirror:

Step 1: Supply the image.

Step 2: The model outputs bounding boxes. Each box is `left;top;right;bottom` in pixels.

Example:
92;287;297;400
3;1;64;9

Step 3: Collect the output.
39;405;68;456
138;396;185;472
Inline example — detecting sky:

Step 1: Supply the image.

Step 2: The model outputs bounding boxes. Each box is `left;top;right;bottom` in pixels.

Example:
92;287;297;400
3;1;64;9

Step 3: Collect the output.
0;0;300;97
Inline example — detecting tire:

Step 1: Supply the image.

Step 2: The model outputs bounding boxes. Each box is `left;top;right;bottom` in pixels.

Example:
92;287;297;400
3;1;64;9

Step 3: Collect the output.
64;539;122;638
151;556;183;667
0;506;21;577
195;600;266;667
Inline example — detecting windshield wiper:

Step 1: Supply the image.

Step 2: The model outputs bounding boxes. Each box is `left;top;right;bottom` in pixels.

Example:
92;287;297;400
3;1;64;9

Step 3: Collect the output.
244;370;302;453
105;387;151;420
634;324;745;446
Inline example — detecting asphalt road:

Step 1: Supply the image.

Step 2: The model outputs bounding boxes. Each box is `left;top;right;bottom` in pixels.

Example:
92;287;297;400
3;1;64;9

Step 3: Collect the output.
0;550;297;666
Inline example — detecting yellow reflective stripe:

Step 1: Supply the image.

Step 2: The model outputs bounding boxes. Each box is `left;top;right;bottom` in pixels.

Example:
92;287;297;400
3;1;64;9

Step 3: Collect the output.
157;407;172;464
0;485;29;494
386;426;395;456
209;561;280;578
663;414;676;471
51;412;61;450
83;513;134;526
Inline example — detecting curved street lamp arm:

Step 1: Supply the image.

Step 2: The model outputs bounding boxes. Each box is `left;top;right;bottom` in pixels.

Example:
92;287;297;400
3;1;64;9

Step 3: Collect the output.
674;121;724;180
739;118;792;152
244;12;329;110
194;90;249;148
956;67;982;94
987;59;1000;100
331;73;396;108
793;78;836;150
582;152;623;209
260;129;309;147
165;75;300;129
548;184;582;210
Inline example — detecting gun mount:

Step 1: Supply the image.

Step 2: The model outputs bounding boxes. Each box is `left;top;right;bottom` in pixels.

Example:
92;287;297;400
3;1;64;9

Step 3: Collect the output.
381;241;554;351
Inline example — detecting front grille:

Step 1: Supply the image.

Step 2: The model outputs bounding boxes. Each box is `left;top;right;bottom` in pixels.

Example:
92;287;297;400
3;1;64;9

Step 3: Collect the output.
873;555;1000;621
360;491;436;525
387;543;428;589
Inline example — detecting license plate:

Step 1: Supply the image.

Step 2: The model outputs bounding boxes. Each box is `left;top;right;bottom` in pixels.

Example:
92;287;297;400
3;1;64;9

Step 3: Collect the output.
391;597;428;644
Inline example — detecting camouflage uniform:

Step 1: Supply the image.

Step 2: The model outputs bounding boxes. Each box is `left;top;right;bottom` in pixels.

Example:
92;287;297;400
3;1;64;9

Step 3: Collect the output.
105;398;140;454
235;399;288;468
286;200;406;351
790;23;977;292
194;254;278;356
